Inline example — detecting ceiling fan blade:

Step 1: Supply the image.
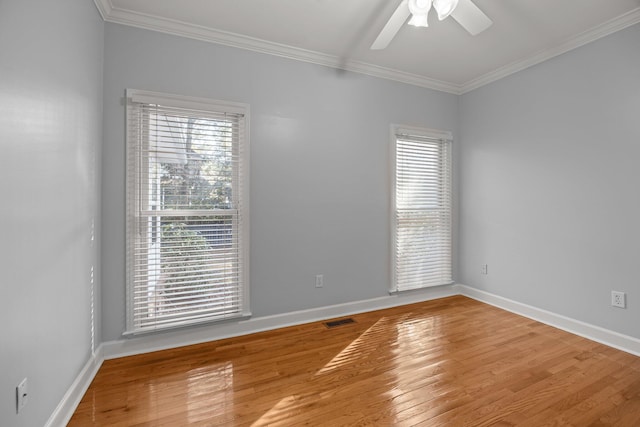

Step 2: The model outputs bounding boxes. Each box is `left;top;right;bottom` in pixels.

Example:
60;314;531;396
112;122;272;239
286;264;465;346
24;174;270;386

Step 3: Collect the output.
370;0;410;50
450;0;492;36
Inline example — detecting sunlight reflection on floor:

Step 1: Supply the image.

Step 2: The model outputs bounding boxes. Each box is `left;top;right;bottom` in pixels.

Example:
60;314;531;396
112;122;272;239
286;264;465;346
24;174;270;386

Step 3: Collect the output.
252;314;428;425
316;316;397;375
69;297;640;426
187;362;234;423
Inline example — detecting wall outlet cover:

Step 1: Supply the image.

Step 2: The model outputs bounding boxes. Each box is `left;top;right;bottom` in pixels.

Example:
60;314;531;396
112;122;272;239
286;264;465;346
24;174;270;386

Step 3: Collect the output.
611;291;626;308
16;378;28;413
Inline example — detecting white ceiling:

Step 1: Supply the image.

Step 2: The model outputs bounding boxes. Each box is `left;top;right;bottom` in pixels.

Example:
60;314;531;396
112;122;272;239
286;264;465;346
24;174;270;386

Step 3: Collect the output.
95;0;640;94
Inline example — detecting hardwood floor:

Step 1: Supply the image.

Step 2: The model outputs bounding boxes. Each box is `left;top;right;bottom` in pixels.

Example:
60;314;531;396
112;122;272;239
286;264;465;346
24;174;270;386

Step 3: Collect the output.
69;296;640;426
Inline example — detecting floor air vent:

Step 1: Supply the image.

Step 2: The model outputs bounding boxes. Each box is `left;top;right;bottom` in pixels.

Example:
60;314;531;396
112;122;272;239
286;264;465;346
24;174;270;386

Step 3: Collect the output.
324;318;355;328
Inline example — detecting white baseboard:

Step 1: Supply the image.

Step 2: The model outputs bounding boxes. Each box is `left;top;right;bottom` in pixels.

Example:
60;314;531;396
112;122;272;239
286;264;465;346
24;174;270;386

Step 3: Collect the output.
102;285;457;359
46;285;455;425
50;283;640;426
44;346;104;427
455;284;640;357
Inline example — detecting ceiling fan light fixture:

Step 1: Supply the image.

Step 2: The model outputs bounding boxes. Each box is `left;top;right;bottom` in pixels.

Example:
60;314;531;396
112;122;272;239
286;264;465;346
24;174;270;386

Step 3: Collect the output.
407;13;429;27
408;0;432;27
433;0;459;21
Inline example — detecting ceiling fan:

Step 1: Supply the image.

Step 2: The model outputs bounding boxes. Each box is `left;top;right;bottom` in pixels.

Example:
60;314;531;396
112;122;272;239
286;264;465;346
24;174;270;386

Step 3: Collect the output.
371;0;493;50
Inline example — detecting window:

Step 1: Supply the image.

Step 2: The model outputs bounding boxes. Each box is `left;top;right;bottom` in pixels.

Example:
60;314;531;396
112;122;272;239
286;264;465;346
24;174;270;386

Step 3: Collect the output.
391;125;452;292
126;89;250;334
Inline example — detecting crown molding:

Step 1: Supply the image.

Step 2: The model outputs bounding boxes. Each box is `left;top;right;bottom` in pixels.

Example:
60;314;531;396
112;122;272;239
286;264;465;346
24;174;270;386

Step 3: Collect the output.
92;0;111;20
461;7;640;93
95;0;639;95
341;60;461;94
93;0;461;94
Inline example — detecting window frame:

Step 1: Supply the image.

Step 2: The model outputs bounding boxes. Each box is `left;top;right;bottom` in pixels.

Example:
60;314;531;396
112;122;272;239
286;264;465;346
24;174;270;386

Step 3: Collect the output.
390;124;453;293
125;89;251;335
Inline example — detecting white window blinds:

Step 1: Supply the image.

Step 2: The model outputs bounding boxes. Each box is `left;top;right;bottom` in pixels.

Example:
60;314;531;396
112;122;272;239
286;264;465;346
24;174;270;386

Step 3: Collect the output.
391;127;452;292
126;90;250;334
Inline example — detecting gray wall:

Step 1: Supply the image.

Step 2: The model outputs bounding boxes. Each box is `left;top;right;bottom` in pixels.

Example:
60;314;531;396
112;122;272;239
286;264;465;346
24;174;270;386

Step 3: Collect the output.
0;0;103;426
2;3;638;423
459;24;640;338
102;23;459;341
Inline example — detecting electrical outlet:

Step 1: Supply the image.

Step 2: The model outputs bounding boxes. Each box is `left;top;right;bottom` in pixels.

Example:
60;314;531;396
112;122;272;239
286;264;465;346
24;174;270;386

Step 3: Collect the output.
16;378;28;414
315;274;323;288
611;291;626;308
481;264;488;275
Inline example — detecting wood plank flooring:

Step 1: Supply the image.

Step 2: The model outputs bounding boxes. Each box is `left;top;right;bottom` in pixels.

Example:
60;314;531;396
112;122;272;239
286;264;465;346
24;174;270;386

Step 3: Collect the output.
69;296;640;426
